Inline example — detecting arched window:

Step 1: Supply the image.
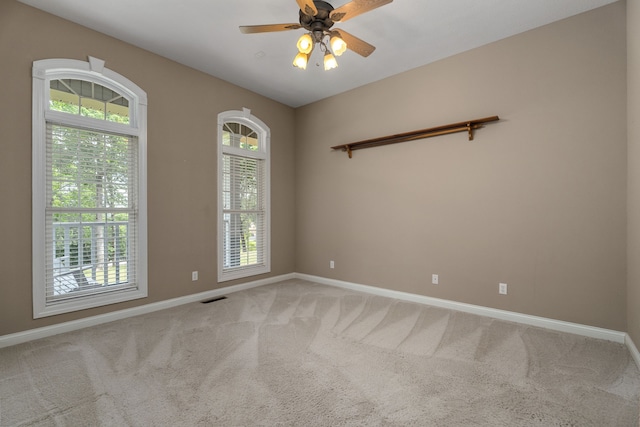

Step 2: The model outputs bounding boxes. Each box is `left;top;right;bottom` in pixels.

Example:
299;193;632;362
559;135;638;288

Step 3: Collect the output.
32;57;147;318
218;108;270;281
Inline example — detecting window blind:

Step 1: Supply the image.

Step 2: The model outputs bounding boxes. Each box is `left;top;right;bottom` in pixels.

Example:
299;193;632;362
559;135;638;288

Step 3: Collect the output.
45;122;139;304
221;153;266;272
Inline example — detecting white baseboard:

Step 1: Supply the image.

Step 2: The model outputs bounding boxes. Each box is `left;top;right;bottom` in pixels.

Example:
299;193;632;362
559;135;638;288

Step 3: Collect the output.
295;273;628;345
626;334;640;368
0;273;296;349
1;271;633;363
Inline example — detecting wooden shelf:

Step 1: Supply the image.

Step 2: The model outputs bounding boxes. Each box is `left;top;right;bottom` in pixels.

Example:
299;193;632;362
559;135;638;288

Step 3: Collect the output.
331;116;500;158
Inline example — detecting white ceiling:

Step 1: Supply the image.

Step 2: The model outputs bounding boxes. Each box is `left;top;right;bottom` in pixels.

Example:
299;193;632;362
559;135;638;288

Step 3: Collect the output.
19;0;618;107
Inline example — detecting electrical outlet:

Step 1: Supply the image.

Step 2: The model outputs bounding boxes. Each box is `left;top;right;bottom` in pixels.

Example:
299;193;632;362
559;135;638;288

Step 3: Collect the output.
499;282;507;295
192;271;198;281
330;260;335;269
432;274;439;285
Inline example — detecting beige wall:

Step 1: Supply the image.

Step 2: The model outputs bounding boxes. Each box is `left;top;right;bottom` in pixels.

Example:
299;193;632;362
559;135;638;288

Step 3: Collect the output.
628;0;640;345
0;1;296;336
0;1;632;337
295;2;627;330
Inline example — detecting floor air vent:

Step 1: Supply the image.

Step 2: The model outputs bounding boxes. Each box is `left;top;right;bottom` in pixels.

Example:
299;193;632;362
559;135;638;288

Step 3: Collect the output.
201;296;227;304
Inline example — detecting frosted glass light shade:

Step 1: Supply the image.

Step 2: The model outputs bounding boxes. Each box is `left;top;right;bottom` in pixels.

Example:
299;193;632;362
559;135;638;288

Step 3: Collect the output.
293;52;309;69
330;36;347;56
296;34;314;54
324;52;338;70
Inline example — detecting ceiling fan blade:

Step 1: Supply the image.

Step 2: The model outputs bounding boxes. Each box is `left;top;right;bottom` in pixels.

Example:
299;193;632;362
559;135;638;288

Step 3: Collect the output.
330;0;393;22
333;29;376;57
297;0;318;16
239;23;302;34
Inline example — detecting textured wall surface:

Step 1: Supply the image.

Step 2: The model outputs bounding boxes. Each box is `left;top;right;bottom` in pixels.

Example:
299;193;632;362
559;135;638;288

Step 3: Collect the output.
0;1;632;337
628;0;640;346
0;1;296;335
295;2;627;330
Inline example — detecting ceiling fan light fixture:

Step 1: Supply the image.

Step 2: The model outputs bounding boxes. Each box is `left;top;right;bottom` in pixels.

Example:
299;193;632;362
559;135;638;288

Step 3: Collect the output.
293;51;309;69
240;0;393;70
324;51;338;70
296;33;314;54
330;35;347;56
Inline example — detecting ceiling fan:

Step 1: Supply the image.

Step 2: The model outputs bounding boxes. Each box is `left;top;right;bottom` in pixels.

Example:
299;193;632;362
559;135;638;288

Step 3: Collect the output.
239;0;393;70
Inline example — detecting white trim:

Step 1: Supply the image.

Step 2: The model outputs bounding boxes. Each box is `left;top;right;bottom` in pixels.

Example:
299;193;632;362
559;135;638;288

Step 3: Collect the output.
137;95;149;308
88;56;105;74
32;57;148;319
295;273;628;344
33;57;148;104
3;272;638;370
44;109;141;137
218;109;270;157
217;109;271;283
32;61;48;319
0;273;295;349
35;289;148;319
626;334;640;368
33;57;147;128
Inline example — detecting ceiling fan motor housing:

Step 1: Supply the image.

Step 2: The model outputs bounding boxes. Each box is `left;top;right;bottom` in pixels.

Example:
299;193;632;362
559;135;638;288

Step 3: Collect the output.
299;0;335;32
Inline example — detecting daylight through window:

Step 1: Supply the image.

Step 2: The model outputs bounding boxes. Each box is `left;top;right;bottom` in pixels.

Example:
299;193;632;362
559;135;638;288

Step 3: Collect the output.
32;58;148;318
218;110;270;282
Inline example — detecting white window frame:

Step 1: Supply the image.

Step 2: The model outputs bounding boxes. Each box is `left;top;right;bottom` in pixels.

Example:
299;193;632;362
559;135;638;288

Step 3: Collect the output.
217;108;271;282
32;57;148;318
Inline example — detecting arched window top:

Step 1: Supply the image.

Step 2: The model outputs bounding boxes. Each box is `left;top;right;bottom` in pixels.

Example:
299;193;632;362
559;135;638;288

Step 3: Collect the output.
222;121;258;152
33;57;147;130
49;78;130;124
218;108;270;159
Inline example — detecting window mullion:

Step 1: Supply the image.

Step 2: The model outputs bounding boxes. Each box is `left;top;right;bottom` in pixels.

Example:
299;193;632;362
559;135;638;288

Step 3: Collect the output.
45;109;138;136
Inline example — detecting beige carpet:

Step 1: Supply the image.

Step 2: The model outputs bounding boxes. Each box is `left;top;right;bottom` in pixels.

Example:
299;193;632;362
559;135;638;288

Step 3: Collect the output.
1;279;639;426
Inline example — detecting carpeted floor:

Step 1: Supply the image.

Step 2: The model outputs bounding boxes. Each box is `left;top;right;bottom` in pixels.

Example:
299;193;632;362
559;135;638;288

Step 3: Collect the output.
1;279;639;426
